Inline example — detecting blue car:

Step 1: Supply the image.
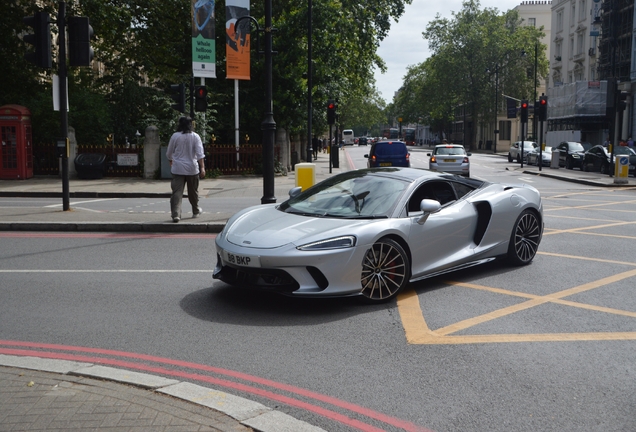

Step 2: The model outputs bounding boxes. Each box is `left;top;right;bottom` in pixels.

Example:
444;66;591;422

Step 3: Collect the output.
364;141;410;168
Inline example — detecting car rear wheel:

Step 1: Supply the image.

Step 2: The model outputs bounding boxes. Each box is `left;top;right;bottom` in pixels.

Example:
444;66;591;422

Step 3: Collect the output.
507;210;541;266
361;238;409;302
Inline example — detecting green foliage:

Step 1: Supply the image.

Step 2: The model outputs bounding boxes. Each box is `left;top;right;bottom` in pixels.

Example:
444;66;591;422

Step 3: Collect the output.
2;0;409;148
394;0;548;144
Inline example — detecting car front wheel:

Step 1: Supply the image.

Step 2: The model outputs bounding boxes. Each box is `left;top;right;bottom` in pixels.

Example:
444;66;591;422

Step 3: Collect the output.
508;153;514;162
600;163;609;174
507;210;541;266
361;238;409;302
565;157;574;169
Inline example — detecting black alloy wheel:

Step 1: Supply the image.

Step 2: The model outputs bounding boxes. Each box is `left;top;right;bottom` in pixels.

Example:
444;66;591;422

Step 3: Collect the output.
507;210;541;266
361;238;409;302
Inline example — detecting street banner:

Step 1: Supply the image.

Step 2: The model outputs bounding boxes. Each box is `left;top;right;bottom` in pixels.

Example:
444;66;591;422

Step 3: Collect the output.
507;97;517;119
192;0;216;78
226;0;250;80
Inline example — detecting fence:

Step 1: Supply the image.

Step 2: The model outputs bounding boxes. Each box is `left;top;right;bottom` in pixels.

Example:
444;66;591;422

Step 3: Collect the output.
205;144;280;175
33;142;278;177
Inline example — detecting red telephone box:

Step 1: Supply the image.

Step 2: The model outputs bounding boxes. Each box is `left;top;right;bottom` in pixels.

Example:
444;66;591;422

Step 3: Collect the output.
0;105;34;179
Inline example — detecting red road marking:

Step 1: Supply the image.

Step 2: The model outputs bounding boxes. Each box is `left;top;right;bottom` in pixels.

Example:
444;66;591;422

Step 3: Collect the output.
0;340;432;432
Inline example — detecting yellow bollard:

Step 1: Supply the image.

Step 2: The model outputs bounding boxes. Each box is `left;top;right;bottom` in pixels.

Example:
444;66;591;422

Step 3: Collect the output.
295;163;316;191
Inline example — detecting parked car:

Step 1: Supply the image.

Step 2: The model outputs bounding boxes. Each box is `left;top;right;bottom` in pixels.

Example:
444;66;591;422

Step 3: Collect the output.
508;141;538;162
582;145;636;175
555;141;592;169
427;144;471;177
213;167;543;303
364;140;410;168
526;146;553;166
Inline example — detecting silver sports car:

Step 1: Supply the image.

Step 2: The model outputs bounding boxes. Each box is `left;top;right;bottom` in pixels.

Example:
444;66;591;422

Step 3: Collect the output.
214;168;543;303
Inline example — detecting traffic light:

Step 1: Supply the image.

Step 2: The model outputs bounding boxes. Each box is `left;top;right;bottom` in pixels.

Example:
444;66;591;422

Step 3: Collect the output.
170;83;186;113
68;16;94;67
520;100;529;123
194;85;208;112
23;11;51;68
538;96;548;121
327;100;336;124
617;91;628;111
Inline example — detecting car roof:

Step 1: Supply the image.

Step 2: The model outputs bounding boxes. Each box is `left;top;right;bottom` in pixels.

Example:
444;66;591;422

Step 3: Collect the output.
433;144;464;148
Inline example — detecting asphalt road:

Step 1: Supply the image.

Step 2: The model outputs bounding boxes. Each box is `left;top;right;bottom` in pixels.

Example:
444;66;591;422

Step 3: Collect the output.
1;154;635;432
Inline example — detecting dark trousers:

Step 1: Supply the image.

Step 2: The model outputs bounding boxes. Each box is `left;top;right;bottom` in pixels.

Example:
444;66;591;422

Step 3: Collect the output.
170;174;199;218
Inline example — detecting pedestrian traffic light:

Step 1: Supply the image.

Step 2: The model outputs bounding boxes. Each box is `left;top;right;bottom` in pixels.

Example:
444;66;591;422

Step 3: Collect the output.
194;85;208;112
327;100;336;124
23;11;51;68
170;83;186;113
617;91;628;111
520;100;529;123
538;96;548;121
68;16;94;67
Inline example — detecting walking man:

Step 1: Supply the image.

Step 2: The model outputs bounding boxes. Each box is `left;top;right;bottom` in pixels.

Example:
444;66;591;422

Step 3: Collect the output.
166;116;206;222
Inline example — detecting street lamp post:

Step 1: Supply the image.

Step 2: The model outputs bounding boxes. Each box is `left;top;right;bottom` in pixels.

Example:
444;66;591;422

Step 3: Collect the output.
494;64;499;154
235;4;277;204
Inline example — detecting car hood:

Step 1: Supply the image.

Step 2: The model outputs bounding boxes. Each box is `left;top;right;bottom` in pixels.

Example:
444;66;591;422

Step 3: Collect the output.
224;205;365;249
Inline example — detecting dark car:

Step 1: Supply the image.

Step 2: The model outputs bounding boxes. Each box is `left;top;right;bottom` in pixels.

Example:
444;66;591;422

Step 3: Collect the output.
556;141;592;170
582;145;636;175
358;137;368;146
364;140;410;168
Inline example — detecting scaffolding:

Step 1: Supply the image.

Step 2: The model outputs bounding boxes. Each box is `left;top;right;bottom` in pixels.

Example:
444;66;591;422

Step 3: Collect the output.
547;81;608;119
597;0;634;81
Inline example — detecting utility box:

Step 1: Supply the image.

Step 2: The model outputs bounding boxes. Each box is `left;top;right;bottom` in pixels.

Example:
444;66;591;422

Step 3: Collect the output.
75;153;106;179
550;149;560;168
0;105;34;179
295;163;316;191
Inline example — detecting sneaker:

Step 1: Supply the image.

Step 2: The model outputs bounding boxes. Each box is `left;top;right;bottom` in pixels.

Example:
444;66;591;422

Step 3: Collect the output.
193;207;203;218
172;217;180;223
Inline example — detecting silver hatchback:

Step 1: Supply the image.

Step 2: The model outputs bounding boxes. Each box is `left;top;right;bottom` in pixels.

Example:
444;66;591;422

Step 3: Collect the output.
428;144;471;177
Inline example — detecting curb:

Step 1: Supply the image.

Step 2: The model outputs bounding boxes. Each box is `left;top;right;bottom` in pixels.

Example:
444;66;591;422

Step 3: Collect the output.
0;222;226;233
0;354;325;432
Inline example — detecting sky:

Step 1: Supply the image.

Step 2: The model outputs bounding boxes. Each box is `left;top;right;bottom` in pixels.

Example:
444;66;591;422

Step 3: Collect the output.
374;0;528;103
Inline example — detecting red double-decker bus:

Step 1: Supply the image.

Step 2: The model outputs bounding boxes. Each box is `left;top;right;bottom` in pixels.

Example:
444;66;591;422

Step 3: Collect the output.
382;128;399;139
403;128;415;145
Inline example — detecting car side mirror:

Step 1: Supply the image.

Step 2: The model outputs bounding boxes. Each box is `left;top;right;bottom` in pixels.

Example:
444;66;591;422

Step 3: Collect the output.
364;154;369;158
426;153;431;156
288;186;303;198
417;199;441;225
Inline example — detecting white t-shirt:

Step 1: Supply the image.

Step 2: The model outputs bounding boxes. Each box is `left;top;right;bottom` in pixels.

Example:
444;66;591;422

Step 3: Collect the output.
166;131;205;176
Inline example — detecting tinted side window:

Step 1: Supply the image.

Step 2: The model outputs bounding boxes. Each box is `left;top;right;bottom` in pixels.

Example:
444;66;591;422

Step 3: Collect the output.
451;182;474;199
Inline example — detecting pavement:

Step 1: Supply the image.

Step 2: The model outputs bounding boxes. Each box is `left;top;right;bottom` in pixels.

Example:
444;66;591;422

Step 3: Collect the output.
0;148;634;432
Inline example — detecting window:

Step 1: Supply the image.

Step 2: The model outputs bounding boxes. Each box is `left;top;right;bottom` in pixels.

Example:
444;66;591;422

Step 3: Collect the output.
571;3;576;25
528;18;536;27
499;120;511;140
577;33;584;55
557;10;564;32
570;37;574;58
579;0;586;21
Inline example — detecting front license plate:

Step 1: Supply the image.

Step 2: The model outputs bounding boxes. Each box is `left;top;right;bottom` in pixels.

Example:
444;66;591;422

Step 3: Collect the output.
379;162;392;166
223;251;261;267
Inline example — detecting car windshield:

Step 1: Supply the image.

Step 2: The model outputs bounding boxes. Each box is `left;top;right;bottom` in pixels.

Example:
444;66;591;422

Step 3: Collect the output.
569;143;585;151
279;171;408;218
434;146;466;156
374;142;407;156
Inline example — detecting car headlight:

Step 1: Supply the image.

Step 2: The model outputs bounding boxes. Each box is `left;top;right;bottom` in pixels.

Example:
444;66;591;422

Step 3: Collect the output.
296;236;356;251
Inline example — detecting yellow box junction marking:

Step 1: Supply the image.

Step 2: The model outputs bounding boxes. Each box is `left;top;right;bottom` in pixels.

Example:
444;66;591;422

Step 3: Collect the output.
398;255;636;345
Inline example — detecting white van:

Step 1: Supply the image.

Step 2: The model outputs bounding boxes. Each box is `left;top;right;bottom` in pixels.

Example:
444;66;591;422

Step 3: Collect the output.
342;129;355;146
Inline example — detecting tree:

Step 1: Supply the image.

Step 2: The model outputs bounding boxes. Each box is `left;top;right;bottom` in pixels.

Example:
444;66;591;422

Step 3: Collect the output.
394;0;547;148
